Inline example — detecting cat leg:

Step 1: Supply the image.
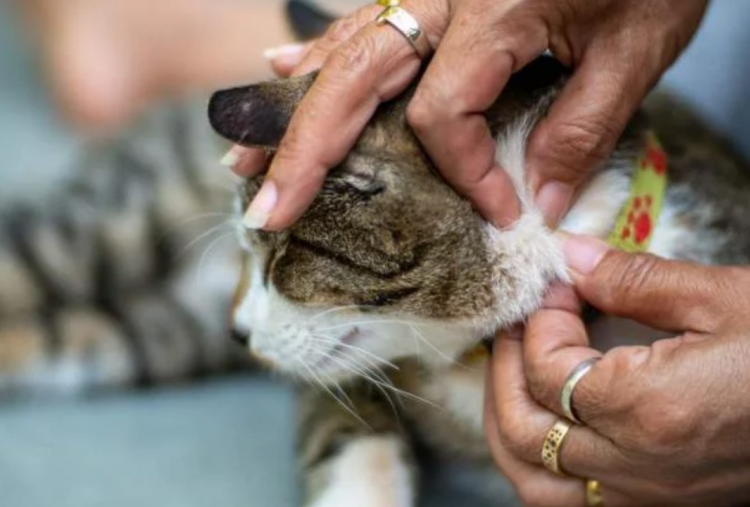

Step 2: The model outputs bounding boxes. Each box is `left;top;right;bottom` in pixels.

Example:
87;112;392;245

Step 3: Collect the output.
0;297;245;397
297;385;417;507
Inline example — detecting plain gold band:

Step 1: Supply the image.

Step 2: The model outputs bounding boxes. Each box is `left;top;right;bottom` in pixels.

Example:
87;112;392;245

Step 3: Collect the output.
541;420;572;475
586;479;605;507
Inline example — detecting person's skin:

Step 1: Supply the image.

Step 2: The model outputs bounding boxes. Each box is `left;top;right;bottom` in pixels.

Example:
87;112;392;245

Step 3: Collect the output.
15;0;295;132
228;0;709;231
485;232;750;506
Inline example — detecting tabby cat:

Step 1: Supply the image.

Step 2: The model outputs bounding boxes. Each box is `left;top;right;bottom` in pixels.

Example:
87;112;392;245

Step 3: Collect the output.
0;103;246;396
208;17;750;507
0;0;329;399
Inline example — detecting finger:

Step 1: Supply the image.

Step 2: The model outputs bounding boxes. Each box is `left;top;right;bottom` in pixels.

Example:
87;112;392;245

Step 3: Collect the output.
521;284;603;416
484;379;587;507
490;332;620;479
529;41;658;225
521;280;709;441
221;145;268;177
266;42;314;77
559;233;749;333
291;4;388;77
407;3;547;226
255;0;448;230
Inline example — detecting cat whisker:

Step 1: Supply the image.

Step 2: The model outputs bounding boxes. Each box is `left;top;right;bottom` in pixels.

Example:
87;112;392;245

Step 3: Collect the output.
300;353;372;431
307;305;363;323
200;180;240;194
317;319;425;331
195;232;235;283
176;220;234;258
310;335;399;371
407;324;456;366
310;341;402;398
323;353;404;420
316;319;458;367
315;347;404;413
159;212;234;241
309;341;439;410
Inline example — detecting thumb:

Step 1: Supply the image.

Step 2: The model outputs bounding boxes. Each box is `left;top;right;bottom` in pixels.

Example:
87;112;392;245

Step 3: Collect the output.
560;233;746;333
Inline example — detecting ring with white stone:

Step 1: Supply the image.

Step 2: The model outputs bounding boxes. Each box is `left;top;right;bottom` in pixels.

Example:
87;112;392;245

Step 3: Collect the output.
561;357;600;424
375;5;432;60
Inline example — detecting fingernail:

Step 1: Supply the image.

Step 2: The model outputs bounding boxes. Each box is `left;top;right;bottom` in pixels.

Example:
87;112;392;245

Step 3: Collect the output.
262;43;306;60
536;182;573;226
559;233;610;275
220;148;240;168
243;181;278;229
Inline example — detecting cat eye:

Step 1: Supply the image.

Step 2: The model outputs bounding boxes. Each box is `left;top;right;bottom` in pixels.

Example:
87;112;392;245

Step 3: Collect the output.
357;286;419;308
324;167;384;196
340;172;385;195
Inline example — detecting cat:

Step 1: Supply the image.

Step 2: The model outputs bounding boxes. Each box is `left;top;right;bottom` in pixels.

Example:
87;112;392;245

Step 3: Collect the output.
0;0;330;399
209;25;750;507
0;103;249;396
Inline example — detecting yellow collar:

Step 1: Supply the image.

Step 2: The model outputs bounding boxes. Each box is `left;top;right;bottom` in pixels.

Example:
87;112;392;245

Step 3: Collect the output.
461;131;668;364
605;131;668;253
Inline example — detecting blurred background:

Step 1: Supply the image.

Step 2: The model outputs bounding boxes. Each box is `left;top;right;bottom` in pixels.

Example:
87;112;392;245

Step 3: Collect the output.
0;1;749;507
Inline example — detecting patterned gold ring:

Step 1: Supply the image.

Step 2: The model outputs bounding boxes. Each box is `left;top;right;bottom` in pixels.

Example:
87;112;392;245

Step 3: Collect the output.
375;6;432;59
561;357;600;424
586;479;605;507
541;420;573;476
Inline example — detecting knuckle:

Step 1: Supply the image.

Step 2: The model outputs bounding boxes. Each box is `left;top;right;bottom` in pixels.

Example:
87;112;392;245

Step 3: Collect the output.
599;253;662;310
525;363;558;410
328;34;375;77
406;91;440;132
325;16;360;47
535;116;619;183
574;346;647;424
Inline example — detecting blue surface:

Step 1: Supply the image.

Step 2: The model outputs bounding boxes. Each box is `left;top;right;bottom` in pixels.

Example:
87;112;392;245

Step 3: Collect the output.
0;378;298;507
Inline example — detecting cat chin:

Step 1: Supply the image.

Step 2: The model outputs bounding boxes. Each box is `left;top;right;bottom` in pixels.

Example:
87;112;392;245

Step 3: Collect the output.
477;212;569;331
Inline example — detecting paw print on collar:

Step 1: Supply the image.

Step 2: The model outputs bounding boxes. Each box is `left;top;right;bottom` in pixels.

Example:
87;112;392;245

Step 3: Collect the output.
621;195;654;245
607;132;668;253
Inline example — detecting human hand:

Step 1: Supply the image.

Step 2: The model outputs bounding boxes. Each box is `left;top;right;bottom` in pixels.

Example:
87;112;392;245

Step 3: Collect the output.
484;233;750;506
226;0;708;230
17;0;291;131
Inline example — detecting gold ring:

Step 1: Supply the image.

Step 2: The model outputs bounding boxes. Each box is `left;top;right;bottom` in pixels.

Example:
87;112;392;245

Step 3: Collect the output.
375;6;432;59
586;479;605;507
376;0;400;6
541;420;572;475
561;357;600;424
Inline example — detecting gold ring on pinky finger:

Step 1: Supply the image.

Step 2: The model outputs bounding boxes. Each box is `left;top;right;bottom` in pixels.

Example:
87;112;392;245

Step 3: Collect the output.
375;6;432;59
586;479;605;507
541;420;573;476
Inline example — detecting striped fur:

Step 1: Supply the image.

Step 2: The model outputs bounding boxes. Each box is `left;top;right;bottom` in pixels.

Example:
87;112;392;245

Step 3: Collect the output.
0;102;248;397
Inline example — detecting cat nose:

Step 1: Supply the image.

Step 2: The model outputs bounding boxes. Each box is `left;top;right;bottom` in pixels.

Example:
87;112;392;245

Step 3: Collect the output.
230;327;250;346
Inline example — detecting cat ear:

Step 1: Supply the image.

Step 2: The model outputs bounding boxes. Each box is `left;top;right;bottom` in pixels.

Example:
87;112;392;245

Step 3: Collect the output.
208;74;315;149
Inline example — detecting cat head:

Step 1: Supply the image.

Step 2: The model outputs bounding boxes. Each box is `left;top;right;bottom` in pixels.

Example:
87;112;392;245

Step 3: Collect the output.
208;59;569;383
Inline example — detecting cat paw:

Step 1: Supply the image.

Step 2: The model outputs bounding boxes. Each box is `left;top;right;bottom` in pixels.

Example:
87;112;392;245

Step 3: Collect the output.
305;436;415;507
